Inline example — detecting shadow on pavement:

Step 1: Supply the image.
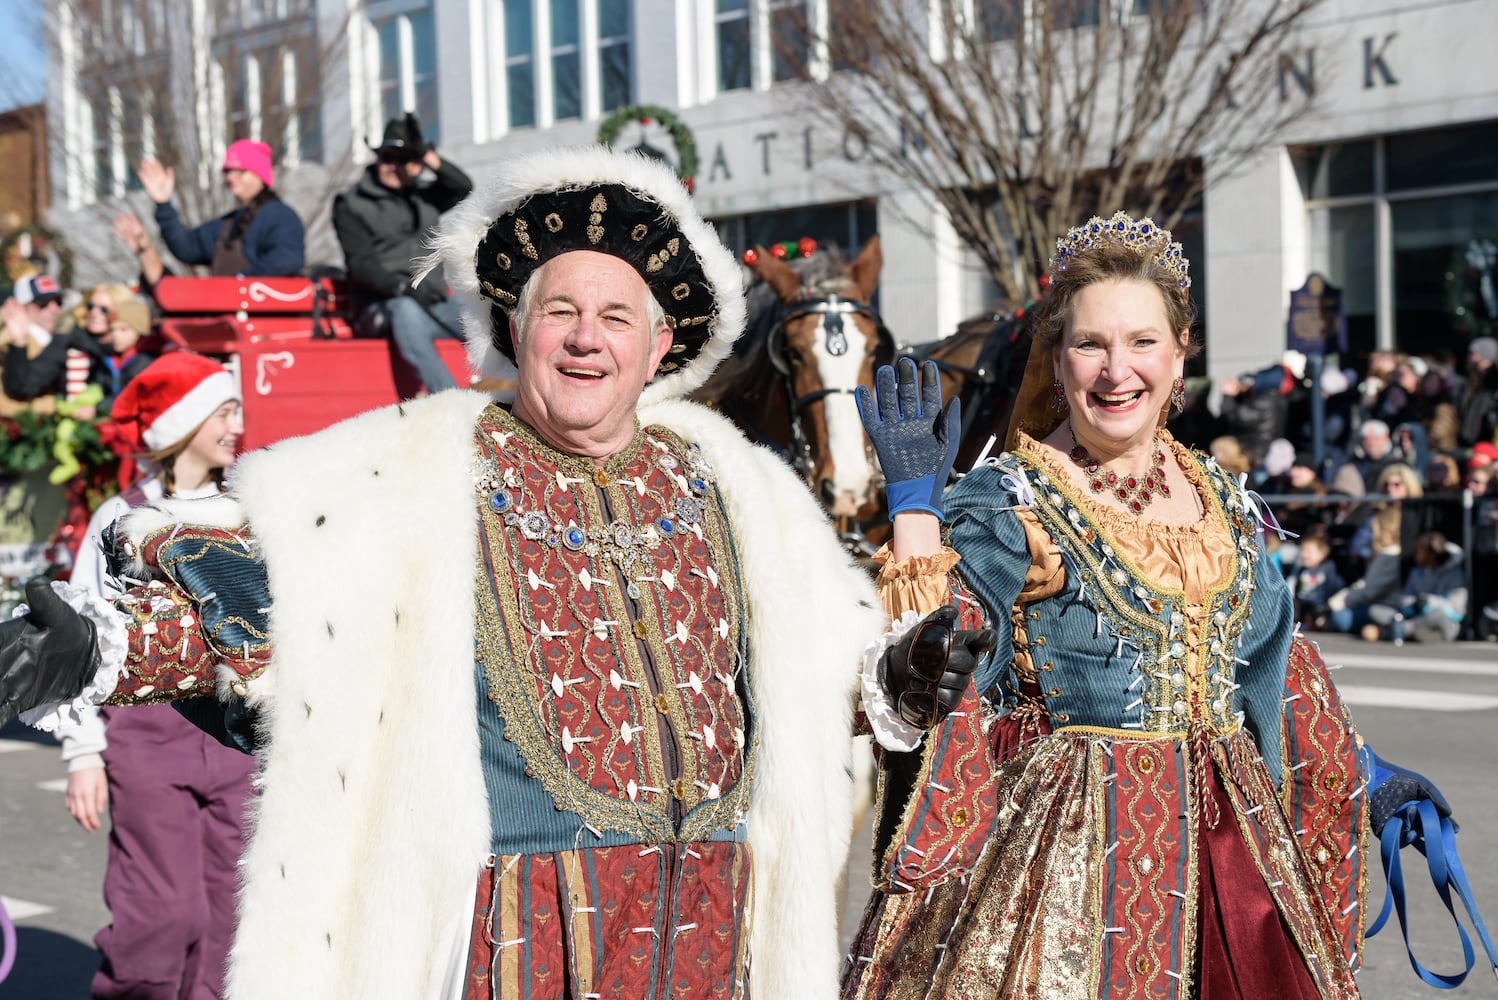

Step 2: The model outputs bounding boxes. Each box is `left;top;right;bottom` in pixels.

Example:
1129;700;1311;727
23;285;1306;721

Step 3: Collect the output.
1;926;96;998
0;718;55;746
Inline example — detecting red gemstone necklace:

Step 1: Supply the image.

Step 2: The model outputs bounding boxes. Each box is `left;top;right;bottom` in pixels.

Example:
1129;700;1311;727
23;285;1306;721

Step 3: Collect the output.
1068;430;1170;513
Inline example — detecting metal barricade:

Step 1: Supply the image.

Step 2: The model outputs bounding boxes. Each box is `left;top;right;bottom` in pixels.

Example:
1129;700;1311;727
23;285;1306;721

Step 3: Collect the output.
1256;490;1490;639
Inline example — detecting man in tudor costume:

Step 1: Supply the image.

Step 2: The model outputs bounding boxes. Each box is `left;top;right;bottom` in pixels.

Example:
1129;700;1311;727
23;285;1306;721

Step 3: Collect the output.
0;147;882;999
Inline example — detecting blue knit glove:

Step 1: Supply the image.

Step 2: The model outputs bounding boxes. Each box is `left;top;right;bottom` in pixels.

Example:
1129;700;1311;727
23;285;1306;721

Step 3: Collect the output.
855;357;961;518
1367;748;1452;834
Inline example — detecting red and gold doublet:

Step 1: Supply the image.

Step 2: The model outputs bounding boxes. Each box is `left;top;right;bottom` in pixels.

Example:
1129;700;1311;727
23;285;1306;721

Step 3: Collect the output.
467;406;755;997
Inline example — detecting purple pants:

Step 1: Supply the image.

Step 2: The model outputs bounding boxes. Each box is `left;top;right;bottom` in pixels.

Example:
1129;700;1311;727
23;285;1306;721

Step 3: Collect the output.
92;704;257;1000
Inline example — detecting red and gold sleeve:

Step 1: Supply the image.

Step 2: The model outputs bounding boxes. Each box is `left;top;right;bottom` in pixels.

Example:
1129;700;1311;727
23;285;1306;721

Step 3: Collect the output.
866;570;1002;893
1279;636;1369;965
106;523;275;705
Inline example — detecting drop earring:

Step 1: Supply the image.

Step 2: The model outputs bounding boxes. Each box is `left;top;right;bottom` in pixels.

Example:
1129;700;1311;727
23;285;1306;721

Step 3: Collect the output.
1170;377;1186;414
1050;379;1068;412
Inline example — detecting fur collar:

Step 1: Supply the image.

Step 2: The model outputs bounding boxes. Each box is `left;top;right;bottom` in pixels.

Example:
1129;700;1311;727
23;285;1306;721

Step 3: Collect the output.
119;392;880;999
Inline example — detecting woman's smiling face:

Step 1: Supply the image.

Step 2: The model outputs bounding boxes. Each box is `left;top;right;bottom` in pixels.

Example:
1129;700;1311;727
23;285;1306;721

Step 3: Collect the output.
1057;278;1185;454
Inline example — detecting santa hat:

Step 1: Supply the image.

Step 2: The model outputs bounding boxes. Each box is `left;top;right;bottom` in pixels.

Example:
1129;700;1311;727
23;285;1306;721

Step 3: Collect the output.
111;352;239;452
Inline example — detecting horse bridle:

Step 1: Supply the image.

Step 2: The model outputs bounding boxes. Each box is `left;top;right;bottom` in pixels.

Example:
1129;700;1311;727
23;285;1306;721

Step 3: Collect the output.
764;293;895;483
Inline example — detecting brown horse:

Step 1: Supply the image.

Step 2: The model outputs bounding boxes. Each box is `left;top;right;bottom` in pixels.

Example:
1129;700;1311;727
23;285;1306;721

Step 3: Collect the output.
906;309;1034;470
693;237;893;536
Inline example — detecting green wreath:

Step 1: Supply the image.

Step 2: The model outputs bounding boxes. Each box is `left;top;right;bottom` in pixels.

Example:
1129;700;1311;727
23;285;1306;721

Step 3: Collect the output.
596;104;698;187
1444;235;1498;341
0;222;76;291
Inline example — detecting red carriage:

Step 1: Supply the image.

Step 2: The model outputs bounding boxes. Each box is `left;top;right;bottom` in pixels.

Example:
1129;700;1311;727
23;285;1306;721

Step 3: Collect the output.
148;275;476;450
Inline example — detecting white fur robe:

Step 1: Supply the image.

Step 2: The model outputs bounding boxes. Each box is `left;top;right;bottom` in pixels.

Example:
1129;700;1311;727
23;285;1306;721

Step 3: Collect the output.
119;390;882;1000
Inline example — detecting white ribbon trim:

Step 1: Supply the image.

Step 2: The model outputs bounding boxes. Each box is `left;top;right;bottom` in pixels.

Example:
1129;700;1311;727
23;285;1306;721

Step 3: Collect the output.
862;609;927;752
18;580;130;733
1236;472;1296;541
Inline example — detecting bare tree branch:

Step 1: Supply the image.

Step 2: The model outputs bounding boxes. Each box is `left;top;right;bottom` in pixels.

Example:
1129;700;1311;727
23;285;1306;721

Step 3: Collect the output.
795;0;1322;306
45;0;360;280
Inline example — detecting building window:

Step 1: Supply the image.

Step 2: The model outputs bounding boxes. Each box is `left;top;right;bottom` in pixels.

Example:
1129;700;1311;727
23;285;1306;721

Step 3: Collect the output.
501;1;633;130
292;40;323;163
598;0;632;112
551;0;582;121
216;32;322;165
90;97;114;200
717;0;751;92
1297;120;1498;358
716;0;853;92
710;199;878;265
1307;205;1376;355
506;0;536;128
121;92;144;191
975;0;1022;42
770;0;809;82
374;2;440;143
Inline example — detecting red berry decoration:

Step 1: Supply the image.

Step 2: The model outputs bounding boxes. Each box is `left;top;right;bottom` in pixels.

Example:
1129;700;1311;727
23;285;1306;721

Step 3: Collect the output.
770;243;788;259
1014;307;1025;319
639;116;652;125
741;248;759;267
1038;273;1052;290
797;237;818;257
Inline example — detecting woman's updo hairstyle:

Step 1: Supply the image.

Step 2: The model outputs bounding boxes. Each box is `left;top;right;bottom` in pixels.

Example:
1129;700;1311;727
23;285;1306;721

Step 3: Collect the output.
1030;211;1199;359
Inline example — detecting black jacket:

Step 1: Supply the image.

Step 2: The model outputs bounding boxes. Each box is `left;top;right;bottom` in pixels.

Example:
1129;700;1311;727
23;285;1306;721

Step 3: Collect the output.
331;161;474;310
91;349;156;405
3;332;77;401
1458;365;1498;448
3;330;154;406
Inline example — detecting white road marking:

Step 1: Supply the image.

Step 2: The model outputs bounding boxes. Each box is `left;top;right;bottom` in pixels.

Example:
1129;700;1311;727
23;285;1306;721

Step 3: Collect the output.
1336;685;1498;712
1326;651;1498;678
0;896;53;920
36;778;68;793
0;738;36;754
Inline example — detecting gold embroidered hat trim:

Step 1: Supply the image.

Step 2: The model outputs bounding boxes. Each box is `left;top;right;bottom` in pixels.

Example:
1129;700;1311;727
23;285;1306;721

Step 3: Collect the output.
474;183;716;377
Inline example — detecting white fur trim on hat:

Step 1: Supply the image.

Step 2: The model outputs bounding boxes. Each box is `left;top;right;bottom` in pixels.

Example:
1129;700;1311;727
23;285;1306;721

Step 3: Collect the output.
424;145;746;405
143;370;240;451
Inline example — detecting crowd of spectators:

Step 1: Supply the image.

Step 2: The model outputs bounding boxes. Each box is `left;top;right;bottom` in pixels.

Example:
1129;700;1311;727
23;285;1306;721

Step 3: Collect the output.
0;118;487;998
1175;338;1498;643
0;115;477;446
4;130;1497;644
0;115;482;488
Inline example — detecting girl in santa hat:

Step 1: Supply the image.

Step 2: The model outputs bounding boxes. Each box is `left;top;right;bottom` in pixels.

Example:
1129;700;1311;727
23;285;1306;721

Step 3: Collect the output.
57;352;256;1000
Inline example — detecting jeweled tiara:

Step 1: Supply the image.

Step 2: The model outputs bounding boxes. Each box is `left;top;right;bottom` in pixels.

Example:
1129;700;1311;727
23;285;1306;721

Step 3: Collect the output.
1049;211;1191;290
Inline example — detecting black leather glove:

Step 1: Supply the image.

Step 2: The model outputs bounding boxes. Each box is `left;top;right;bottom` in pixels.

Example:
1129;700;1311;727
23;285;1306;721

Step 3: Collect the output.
410;273;448;308
880;605;997;729
0;578;101;729
1368;749;1452;834
855;357;961;518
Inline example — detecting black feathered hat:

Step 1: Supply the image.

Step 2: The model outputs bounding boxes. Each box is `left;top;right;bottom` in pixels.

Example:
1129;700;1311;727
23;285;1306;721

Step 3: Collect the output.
428;146;744;405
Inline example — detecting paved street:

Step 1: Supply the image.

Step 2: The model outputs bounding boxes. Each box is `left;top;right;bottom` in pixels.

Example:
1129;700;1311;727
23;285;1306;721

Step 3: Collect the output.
3;633;1496;998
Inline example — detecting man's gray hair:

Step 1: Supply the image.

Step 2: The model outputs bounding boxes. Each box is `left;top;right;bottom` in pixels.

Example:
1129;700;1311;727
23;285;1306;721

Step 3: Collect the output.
511;261;668;345
1361;419;1390;439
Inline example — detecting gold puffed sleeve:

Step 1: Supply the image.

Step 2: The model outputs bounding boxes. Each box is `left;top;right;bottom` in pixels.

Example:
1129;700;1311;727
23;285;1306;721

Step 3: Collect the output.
872;545;963;619
872;509;1066;621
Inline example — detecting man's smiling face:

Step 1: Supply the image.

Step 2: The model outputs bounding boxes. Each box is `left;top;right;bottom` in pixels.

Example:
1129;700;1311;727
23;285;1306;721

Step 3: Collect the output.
509;251;673;458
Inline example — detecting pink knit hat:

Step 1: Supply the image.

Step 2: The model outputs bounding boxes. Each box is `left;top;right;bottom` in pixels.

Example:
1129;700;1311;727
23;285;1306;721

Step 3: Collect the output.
112;352;240;452
222;139;274;188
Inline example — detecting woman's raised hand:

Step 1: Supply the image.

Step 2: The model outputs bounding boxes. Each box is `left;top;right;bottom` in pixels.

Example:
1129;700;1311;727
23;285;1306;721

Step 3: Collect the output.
854;356;961;519
136;159;175;204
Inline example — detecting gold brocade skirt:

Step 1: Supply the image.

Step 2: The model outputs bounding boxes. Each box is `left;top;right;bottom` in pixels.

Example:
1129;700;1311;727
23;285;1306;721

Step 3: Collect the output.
841;728;1359;1000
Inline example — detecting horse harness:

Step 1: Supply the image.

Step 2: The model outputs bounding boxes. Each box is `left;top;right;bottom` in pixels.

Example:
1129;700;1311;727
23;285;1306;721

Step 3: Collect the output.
907;313;1021;443
764;293;895;483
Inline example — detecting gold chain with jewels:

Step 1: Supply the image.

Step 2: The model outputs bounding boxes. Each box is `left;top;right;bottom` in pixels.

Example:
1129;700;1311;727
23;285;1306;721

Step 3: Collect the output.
1068;430;1171;513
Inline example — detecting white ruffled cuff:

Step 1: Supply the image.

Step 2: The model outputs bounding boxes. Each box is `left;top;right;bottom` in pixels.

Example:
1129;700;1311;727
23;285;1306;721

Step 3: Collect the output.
18;580;130;733
862;610;927;752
